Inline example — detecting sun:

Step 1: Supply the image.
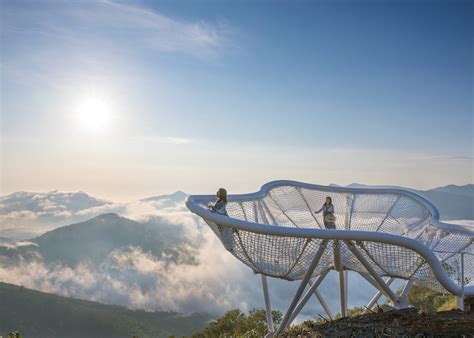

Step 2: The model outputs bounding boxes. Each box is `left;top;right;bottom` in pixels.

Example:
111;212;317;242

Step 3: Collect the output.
75;96;112;130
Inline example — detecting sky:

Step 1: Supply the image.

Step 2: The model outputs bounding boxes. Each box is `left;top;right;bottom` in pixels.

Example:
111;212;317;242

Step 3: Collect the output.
1;0;473;201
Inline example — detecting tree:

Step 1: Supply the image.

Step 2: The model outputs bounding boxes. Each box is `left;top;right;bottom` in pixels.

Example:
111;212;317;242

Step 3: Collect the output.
407;284;457;312
191;308;282;338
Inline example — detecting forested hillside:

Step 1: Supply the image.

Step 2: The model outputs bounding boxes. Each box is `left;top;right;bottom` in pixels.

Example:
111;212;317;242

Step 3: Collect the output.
0;282;211;338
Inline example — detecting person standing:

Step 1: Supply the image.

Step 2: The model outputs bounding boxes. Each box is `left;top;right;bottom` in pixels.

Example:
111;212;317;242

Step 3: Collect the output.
315;196;336;229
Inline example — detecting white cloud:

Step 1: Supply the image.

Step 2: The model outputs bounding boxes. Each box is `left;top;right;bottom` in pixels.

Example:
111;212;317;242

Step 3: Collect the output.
446;220;474;227
0;205;261;314
162;137;194;145
2;0;229;60
0;241;38;250
0;194;378;318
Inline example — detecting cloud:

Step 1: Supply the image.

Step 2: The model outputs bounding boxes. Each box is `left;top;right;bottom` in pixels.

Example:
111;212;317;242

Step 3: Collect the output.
0;241;38;250
162;137;194;145
2;0;230;59
0;194;380;319
424;155;473;161
0;191;115;238
446;220;474;227
99;0;226;57
0;205;261;314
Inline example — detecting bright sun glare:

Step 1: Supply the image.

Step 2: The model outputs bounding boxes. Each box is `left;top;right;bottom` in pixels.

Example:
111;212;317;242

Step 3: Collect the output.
75;96;112;131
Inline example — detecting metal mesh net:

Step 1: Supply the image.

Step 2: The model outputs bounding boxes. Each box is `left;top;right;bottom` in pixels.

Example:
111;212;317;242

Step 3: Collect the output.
199;184;473;294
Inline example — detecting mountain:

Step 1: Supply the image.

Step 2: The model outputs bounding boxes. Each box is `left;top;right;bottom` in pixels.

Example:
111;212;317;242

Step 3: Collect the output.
0;190;188;241
429;184;474;197
141;191;187;203
24;213;193;268
0;282;212;338
420;187;474;220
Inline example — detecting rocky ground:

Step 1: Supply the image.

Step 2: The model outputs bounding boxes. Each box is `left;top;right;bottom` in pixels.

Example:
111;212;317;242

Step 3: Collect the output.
284;308;474;337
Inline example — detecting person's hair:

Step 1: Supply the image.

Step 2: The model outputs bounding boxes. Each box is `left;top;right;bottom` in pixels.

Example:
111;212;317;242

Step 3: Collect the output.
217;188;227;204
325;196;332;205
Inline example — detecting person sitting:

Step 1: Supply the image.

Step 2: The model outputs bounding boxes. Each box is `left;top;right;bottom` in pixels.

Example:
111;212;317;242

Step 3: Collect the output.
208;188;228;216
315;196;336;229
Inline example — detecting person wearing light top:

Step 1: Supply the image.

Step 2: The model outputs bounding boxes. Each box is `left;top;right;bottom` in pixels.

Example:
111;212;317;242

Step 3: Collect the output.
208;188;228;216
315;196;336;229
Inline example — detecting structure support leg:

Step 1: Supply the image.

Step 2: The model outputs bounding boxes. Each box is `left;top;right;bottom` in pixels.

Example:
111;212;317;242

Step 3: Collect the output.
288;270;330;324
314;289;334;320
339;270;347;317
365;276;395;310
457;253;465;311
276;240;329;335
344;271;348;308
397;279;413;308
261;275;274;335
345;240;399;306
333;240;347;317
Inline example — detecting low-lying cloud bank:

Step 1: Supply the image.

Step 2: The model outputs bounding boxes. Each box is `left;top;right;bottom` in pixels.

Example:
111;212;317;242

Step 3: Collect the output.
1;191;472;319
0;195;267;315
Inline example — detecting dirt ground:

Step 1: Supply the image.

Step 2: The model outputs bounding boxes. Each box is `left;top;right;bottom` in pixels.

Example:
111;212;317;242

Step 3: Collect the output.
284;308;474;337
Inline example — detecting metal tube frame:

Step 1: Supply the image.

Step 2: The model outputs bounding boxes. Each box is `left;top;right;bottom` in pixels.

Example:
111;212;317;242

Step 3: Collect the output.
314;289;334;320
397;279;414;308
339;270;347;317
287;270;330;324
344;240;399;306
276;240;329;335
261;275;274;334
365;276;395;310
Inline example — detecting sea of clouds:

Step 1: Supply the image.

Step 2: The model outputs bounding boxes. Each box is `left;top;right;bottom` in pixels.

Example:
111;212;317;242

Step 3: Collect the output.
0;191;472;319
0;192;302;316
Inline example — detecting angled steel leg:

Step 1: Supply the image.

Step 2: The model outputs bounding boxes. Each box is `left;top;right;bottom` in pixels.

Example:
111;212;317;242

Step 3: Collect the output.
314;289;334;320
276;240;329;335
345;240;399;305
397;279;413;308
359;272;394;301
288;270;330;324
365;276;395;310
261;275;274;335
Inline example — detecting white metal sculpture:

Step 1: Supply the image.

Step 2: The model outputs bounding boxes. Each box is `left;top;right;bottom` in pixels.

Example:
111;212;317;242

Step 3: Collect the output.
186;180;473;336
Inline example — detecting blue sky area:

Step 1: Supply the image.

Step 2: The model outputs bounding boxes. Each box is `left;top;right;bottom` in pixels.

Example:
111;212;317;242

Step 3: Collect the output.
1;0;473;199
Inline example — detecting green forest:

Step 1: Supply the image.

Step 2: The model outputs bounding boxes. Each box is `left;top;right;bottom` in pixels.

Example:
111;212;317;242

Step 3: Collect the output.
0;282;211;338
1;281;459;338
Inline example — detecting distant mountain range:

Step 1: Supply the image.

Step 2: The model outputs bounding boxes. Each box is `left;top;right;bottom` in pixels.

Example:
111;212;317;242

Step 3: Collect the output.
0;213;195;268
0;282;212;338
0;190;189;240
0;184;471;239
